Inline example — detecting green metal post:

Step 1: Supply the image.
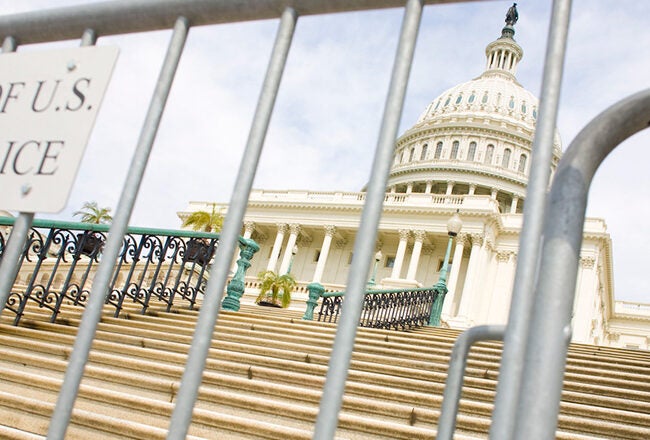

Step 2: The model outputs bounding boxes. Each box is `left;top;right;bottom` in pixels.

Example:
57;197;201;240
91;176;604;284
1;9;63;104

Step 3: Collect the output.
303;281;325;320
286;252;296;275
222;238;260;311
429;234;454;326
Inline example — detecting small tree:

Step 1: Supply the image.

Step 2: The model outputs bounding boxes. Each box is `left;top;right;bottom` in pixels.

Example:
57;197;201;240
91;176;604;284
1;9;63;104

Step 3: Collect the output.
256;270;296;308
182;204;224;233
74;201;112;224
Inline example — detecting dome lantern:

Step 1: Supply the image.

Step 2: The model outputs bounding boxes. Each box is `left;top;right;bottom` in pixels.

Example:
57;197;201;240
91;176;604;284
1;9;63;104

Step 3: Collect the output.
484;3;523;78
387;3;562;212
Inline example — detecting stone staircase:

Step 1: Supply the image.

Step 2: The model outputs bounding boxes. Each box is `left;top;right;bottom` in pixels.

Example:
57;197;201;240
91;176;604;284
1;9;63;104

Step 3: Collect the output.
0;299;648;439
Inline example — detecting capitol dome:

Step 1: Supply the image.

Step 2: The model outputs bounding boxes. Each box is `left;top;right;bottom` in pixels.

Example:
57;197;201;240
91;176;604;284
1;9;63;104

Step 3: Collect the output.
387;20;562;214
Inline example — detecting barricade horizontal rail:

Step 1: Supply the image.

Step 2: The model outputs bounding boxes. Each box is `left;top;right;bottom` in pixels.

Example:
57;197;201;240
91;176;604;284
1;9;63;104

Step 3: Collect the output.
316;286;439;330
0;217;256;324
0;0;480;45
0;1;568;438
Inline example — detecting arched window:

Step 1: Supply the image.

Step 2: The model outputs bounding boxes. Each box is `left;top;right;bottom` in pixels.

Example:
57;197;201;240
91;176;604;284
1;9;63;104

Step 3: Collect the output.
444;97;451;106
467;142;477;161
451;141;459;159
468;93;475;103
409;147;416;162
518;154;527;173
434;142;443;159
508;97;515;109
400;150;406;163
455;94;462;104
482;92;489;104
484;144;494;164
420;144;428;161
502;148;511;168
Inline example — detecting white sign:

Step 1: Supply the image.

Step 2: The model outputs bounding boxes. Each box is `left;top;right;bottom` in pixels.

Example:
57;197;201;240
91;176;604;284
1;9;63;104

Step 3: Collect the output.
0;46;119;213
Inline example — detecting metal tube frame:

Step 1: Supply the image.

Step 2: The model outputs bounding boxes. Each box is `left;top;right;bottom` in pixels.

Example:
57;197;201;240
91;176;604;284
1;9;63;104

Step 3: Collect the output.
167;7;297;439
0;36;33;318
436;325;505;440
47;17;189;439
313;0;423;437
0;0;481;46
0;1;625;439
512;88;650;439
489;1;573;438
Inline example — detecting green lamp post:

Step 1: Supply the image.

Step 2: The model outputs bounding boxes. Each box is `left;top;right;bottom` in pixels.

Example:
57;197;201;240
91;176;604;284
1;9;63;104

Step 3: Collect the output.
286;244;298;274
429;211;463;326
367;250;382;288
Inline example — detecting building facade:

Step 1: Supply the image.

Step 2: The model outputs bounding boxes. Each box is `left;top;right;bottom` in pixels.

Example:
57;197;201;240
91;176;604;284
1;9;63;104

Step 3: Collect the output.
180;17;650;348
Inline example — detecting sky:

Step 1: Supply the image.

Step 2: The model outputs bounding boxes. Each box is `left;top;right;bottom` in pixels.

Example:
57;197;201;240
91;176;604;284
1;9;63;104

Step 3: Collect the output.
0;0;649;303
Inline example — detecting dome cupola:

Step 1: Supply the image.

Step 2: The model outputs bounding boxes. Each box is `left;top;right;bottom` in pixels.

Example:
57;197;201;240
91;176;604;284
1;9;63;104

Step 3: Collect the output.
386;3;561;215
483;3;523;79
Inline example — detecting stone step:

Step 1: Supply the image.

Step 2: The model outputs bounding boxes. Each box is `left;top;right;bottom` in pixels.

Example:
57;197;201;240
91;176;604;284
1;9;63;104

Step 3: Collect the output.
34;299;650;371
127;304;650;375
11;306;650;406
2;301;649;439
0;425;45;440
0;345;448;439
7;316;649;422
0;366;324;439
48;303;650;381
12;306;650;416
0;390;199;440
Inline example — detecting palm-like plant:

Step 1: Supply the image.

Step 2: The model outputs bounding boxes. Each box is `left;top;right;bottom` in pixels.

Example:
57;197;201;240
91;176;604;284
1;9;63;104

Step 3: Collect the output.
73;201;112;224
181;204;224;233
256;270;296;308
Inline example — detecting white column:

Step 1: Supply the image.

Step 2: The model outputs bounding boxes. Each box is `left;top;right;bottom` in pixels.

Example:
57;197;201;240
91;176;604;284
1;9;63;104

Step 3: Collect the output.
312;225;336;283
510;195;519;214
242;221;255;239
279;223;300;274
456;234;483;322
425;180;433;194
491;187;498;199
468;184;476;195
390;186;396;194
266;223;287;272
469;236;494;321
390;229;410;279
573;256;597;343
443;233;466;317
406;183;413;194
487;251;516;323
446;180;455;195
406;230;425;280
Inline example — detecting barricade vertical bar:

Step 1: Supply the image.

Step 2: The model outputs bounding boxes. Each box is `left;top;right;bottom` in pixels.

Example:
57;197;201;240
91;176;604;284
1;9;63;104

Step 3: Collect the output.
167;8;297;439
1;35;15;52
313;1;423;438
489;1;572;438
80;28;97;46
0;214;32;315
0;36;33;318
437;325;504;440
48;18;189;439
514;89;650;440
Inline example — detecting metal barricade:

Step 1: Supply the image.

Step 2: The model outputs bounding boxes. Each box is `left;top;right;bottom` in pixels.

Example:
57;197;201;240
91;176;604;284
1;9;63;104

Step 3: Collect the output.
0;1;605;439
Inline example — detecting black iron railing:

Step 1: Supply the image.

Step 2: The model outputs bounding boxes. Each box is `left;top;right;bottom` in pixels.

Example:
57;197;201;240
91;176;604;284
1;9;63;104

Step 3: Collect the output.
0;217;258;325
314;286;440;331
